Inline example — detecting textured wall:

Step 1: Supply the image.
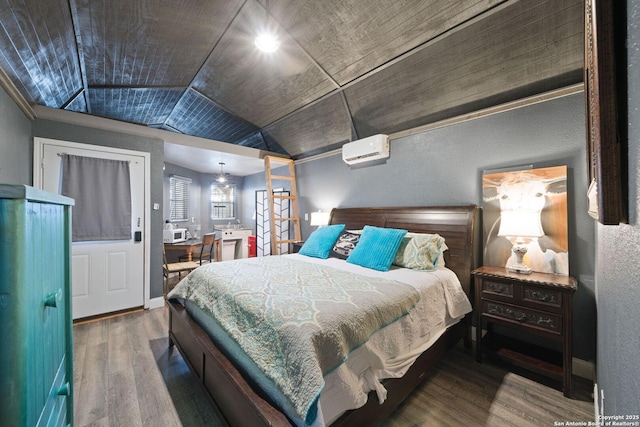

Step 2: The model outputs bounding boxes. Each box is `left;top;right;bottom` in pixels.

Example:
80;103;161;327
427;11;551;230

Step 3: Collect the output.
163;161;245;233
286;93;596;361
31;120;165;299
0;86;31;184
595;2;640;415
163;162;203;230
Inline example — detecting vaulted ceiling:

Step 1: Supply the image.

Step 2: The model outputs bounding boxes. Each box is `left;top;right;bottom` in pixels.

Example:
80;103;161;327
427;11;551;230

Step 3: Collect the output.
0;0;584;160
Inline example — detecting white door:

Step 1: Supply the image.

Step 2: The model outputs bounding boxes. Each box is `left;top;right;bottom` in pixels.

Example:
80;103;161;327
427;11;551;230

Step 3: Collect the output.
35;138;147;319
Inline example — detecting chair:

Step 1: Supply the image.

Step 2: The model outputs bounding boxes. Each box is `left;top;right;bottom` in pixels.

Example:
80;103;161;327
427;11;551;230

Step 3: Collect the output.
179;233;220;265
163;245;199;294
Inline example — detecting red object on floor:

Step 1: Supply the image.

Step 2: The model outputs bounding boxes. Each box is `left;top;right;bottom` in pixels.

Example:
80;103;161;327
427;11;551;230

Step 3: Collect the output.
248;235;257;257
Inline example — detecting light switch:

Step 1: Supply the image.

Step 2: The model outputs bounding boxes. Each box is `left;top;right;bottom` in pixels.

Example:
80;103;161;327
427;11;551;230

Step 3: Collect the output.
153;203;160;210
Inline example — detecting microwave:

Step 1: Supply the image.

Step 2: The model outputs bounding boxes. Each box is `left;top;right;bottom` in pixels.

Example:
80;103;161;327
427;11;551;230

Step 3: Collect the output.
163;228;187;243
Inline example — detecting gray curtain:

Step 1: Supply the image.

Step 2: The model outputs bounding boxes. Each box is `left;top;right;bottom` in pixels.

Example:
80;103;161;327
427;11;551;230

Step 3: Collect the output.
61;154;132;242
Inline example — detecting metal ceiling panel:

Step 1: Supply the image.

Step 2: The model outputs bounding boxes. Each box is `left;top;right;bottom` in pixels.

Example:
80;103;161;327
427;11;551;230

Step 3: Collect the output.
236;132;268;150
265;93;352;157
88;87;184;125
0;0;586;158
272;0;505;86
344;0;584;136
192;0;337;128
64;91;88;113
73;0;244;86
235;131;287;154
0;0;82;107
166;89;260;143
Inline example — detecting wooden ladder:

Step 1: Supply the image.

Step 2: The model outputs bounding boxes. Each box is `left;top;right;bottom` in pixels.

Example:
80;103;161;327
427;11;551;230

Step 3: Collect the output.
264;156;302;255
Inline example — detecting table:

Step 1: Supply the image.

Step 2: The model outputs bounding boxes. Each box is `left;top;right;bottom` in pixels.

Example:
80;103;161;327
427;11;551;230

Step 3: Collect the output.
472;266;577;397
164;239;202;262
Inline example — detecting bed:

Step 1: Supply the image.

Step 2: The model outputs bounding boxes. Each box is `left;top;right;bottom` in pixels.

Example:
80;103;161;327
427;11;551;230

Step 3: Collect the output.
167;205;478;426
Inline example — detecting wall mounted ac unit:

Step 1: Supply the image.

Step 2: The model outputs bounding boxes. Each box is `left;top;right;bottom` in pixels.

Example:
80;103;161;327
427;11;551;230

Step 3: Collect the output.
342;134;389;165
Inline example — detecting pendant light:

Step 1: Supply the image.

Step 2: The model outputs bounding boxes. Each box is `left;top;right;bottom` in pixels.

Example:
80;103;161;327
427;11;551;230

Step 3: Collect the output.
255;0;279;53
216;162;229;183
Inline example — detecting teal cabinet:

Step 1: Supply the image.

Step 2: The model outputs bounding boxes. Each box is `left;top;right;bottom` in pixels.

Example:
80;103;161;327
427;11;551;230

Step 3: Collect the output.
0;185;74;426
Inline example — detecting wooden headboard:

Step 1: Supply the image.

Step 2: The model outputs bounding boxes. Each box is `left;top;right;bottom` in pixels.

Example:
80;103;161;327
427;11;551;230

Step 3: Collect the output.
328;205;479;297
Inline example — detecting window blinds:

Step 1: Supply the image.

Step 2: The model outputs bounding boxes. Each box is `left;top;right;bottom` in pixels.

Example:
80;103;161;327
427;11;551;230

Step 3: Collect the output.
170;175;191;221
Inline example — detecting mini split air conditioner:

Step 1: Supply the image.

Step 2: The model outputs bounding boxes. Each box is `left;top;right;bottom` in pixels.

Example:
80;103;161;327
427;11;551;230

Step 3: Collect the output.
342;134;389;165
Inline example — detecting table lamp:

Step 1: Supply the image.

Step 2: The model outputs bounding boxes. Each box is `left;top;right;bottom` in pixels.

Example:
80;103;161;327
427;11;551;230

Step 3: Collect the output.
497;209;544;274
310;211;330;228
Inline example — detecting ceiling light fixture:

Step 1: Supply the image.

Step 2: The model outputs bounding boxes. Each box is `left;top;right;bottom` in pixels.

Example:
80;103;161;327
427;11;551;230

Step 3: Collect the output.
254;0;279;53
255;32;279;53
216;162;229;183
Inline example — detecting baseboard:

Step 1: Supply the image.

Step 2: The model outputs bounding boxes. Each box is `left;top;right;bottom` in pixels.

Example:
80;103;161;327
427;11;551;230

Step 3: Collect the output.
147;296;166;310
573;357;595;381
470;326;594;380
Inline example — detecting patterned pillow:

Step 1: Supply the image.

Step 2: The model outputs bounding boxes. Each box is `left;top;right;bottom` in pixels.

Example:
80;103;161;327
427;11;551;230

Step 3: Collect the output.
298;224;345;259
330;230;361;259
346;226;407;271
393;233;445;271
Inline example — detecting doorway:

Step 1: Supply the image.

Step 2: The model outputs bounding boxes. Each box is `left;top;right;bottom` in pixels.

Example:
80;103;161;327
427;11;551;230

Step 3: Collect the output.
34;137;150;319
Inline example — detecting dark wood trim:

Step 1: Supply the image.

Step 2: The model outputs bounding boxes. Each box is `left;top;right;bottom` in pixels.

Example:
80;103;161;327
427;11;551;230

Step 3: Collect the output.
584;0;628;224
168;205;478;426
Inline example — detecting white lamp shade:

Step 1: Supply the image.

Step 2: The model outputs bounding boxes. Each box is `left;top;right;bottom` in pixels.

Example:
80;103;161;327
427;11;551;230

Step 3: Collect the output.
498;210;544;239
310;211;330;227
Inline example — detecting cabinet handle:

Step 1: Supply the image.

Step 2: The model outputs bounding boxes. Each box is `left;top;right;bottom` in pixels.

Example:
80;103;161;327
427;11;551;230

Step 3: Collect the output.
516;313;528;322
44;289;62;308
57;382;70;396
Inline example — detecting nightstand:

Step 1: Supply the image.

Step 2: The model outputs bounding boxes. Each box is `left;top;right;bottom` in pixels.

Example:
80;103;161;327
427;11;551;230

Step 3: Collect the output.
290;241;304;253
472;266;577;397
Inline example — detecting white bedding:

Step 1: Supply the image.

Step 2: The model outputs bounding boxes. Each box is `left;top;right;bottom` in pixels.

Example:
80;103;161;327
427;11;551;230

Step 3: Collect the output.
284;254;472;425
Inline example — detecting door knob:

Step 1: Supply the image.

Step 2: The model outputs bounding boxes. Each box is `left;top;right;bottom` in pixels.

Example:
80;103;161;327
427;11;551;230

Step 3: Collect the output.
44;289;62;308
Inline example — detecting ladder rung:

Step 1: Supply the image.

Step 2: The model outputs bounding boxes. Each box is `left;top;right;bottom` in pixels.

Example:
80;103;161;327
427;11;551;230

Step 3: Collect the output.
269;175;294;181
265;155;301;255
266;157;294;165
276;239;302;244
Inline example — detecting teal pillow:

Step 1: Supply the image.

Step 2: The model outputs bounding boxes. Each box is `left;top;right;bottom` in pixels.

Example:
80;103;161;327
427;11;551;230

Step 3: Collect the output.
346;225;407;271
298;224;345;258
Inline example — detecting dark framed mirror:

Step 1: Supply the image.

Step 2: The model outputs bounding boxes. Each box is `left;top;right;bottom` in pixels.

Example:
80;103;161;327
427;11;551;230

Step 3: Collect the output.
584;0;628;224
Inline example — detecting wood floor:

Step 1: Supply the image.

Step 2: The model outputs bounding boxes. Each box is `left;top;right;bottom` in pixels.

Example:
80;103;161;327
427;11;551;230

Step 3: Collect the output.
73;306;594;427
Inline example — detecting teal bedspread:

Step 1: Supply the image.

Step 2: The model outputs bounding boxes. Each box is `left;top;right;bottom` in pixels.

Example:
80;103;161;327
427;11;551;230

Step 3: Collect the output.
167;256;420;426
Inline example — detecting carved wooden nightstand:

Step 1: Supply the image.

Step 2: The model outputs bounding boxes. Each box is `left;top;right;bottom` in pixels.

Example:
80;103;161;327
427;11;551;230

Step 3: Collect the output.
290;241;304;253
472;266;577;397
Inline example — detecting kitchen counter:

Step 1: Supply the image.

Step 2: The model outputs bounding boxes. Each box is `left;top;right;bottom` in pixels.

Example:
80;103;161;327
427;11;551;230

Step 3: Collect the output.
213;227;252;260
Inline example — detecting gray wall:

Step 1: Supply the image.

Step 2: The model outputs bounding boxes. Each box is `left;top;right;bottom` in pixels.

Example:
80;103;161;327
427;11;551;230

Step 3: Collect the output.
163;162;204;231
0;87;32;185
247;92;596;362
163;162;245;233
32;119;166;299
595;2;640;415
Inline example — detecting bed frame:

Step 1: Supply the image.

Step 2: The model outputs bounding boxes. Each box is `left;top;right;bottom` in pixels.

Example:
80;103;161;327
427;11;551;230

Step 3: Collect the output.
168;205;478;426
